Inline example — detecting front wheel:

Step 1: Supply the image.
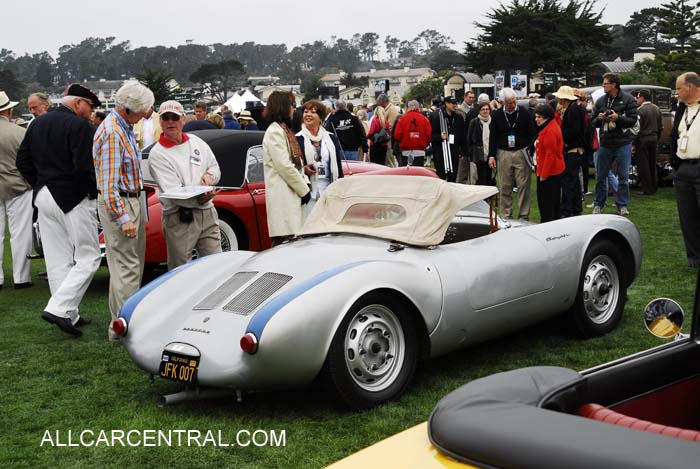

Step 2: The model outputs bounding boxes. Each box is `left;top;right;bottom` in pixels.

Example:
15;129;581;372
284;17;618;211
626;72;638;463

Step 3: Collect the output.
569;239;627;337
322;293;417;409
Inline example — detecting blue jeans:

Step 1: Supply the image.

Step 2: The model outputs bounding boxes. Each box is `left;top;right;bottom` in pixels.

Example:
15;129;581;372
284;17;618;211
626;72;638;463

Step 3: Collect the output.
594;144;630;209
593;151;619;192
342;150;359;161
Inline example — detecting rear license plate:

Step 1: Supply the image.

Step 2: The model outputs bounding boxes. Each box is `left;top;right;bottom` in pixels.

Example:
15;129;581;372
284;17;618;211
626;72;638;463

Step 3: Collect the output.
159;351;199;384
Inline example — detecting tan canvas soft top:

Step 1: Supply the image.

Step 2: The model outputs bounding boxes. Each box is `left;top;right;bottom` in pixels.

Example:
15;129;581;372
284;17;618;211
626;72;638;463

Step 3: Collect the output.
298;175;499;246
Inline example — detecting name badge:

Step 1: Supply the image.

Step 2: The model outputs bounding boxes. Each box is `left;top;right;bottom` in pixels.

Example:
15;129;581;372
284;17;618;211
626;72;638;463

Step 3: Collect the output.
449;134;455;145
508;135;516;148
679;136;689;152
190;155;201;166
317;162;326;176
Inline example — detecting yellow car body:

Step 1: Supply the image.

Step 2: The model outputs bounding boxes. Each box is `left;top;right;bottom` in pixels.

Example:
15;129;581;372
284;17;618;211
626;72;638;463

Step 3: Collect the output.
327;422;475;469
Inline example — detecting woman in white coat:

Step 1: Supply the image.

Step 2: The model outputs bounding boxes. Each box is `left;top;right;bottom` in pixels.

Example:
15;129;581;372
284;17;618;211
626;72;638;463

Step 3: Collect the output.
295;99;344;214
262;91;311;246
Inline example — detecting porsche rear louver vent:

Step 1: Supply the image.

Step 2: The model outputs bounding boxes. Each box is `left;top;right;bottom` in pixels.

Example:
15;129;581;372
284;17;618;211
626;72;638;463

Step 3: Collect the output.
223;272;293;315
192;271;258;310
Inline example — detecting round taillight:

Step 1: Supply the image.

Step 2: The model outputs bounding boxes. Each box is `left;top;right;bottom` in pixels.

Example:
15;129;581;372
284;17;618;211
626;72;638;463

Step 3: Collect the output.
112;318;128;336
240;333;258;354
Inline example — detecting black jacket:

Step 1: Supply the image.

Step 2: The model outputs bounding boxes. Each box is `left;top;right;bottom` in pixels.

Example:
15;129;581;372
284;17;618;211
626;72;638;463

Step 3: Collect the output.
591;90;638;149
182;120;218;132
488;105;535;157
16;106;96;213
324;110;368;153
560;102;587;151
429;109;467;156
466;117;489;163
670;102;687;169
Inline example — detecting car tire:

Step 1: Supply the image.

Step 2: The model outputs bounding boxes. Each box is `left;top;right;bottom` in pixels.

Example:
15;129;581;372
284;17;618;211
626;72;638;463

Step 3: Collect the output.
322;292;417;409
216;213;239;252
569;239;627;338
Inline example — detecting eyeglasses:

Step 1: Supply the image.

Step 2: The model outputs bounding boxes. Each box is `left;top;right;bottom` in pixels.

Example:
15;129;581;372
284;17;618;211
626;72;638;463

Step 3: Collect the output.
161;113;181;121
79;98;95;110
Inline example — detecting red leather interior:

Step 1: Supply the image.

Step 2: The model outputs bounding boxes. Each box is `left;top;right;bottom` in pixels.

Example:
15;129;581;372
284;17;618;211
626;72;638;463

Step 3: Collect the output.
578;403;700;442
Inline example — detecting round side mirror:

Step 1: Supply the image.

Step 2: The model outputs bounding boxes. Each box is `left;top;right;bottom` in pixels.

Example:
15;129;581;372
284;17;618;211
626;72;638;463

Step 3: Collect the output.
644;298;684;338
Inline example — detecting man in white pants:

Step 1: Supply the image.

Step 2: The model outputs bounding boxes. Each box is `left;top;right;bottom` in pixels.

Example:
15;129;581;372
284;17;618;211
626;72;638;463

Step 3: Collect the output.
0;91;33;290
17;84;102;338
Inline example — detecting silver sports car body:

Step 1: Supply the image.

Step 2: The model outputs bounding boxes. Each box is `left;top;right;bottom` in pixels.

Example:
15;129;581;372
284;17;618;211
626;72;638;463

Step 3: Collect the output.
117;176;642;409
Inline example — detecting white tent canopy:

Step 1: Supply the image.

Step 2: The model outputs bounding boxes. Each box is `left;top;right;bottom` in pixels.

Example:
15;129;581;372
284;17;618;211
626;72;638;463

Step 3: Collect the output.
219;89;264;113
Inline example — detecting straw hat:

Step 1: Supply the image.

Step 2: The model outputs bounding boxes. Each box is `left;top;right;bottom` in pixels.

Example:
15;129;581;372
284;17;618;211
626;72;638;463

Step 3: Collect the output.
553;86;578;101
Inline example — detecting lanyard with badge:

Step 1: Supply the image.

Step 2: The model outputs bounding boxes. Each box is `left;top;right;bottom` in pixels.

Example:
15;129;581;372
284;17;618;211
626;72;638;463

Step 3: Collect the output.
679;105;700;152
505;107;519;148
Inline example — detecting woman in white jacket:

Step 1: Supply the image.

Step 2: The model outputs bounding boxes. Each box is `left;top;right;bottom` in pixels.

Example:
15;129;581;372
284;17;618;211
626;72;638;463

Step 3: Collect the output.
262;91;311;246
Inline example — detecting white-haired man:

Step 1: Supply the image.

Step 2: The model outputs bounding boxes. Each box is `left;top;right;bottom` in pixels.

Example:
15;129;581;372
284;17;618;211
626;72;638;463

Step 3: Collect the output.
27;92;51;118
487;87;535;220
17;84;103;337
93;81;154;341
0;91;32;290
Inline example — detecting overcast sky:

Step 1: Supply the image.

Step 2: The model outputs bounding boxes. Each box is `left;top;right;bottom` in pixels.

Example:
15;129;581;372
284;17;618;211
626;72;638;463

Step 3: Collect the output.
5;0;666;57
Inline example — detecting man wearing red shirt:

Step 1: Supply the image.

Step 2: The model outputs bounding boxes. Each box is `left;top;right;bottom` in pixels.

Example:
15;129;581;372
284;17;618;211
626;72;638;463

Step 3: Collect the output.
393;100;432;167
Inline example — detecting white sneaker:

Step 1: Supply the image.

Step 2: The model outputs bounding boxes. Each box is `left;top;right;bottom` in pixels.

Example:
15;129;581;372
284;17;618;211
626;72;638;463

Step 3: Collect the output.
618;207;629;216
592;206;602;214
585;202;595;208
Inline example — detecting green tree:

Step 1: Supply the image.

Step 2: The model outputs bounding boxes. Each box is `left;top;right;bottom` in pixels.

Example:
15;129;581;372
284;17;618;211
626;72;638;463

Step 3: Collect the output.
300;74;321;100
385;36;400;60
626;8;666;48
658;0;700;50
0;68;24;100
403;77;445;106
415;29;454;55
359;33;380;62
340;73;366;88
465;0;610;79
137;67;179;104
189;59;246;104
429;50;465;72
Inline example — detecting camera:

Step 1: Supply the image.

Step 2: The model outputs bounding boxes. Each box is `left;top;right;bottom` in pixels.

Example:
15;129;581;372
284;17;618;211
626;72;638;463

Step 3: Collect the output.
604;109;614;117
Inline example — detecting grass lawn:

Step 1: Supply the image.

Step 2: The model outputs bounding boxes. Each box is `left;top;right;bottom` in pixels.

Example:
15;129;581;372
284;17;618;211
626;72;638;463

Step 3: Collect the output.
1;183;695;469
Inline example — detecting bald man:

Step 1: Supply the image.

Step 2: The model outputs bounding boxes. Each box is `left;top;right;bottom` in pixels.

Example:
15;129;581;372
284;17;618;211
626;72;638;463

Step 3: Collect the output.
671;72;700;268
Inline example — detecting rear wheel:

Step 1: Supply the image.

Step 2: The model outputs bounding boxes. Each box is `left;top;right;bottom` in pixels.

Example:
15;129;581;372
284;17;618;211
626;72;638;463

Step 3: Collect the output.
323;292;417;409
570;239;627;337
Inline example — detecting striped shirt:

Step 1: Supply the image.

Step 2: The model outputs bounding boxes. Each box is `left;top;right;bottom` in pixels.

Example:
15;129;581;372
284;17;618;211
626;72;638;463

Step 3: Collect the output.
93;110;143;225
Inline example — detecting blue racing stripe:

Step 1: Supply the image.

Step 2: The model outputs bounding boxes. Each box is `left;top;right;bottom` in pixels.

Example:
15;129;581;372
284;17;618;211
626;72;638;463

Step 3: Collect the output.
246;261;370;340
118;254;218;323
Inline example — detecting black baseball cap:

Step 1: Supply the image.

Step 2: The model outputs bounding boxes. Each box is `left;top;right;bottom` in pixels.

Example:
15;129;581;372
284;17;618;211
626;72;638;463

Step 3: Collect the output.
444;96;458;104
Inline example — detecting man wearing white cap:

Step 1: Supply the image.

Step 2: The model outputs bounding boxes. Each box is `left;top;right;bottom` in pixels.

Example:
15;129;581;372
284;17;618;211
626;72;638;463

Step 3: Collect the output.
0;91;33;290
17;84;103;337
148;100;221;270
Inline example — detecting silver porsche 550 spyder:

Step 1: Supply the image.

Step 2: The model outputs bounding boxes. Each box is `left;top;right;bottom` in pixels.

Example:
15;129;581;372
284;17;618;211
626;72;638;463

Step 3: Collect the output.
115;175;642;409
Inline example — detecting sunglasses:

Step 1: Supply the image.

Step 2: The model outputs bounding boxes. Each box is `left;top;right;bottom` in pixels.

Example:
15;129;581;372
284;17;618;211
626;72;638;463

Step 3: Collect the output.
79;98;95;110
161;113;181;121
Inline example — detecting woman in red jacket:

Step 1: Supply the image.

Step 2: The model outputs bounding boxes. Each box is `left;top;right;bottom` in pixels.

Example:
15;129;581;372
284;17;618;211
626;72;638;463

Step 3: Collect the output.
534;104;565;222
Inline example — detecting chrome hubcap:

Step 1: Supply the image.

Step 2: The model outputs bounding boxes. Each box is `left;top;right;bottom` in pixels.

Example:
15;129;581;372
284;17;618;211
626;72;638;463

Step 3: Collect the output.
582;255;620;324
344;304;404;392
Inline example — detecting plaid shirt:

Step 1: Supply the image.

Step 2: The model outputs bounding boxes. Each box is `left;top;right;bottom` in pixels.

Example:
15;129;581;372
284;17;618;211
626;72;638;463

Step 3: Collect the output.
93;110;143;225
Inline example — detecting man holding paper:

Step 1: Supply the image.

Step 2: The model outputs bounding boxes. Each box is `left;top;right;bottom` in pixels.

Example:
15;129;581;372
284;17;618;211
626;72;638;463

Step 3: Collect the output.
148;100;222;270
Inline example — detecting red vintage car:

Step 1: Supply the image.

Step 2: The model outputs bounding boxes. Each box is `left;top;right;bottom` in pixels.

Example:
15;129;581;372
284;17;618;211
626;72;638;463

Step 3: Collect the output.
138;129;436;267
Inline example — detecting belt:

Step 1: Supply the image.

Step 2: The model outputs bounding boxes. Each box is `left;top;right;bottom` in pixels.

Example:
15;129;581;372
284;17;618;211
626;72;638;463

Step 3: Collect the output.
98;189;143;198
681;159;699;165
